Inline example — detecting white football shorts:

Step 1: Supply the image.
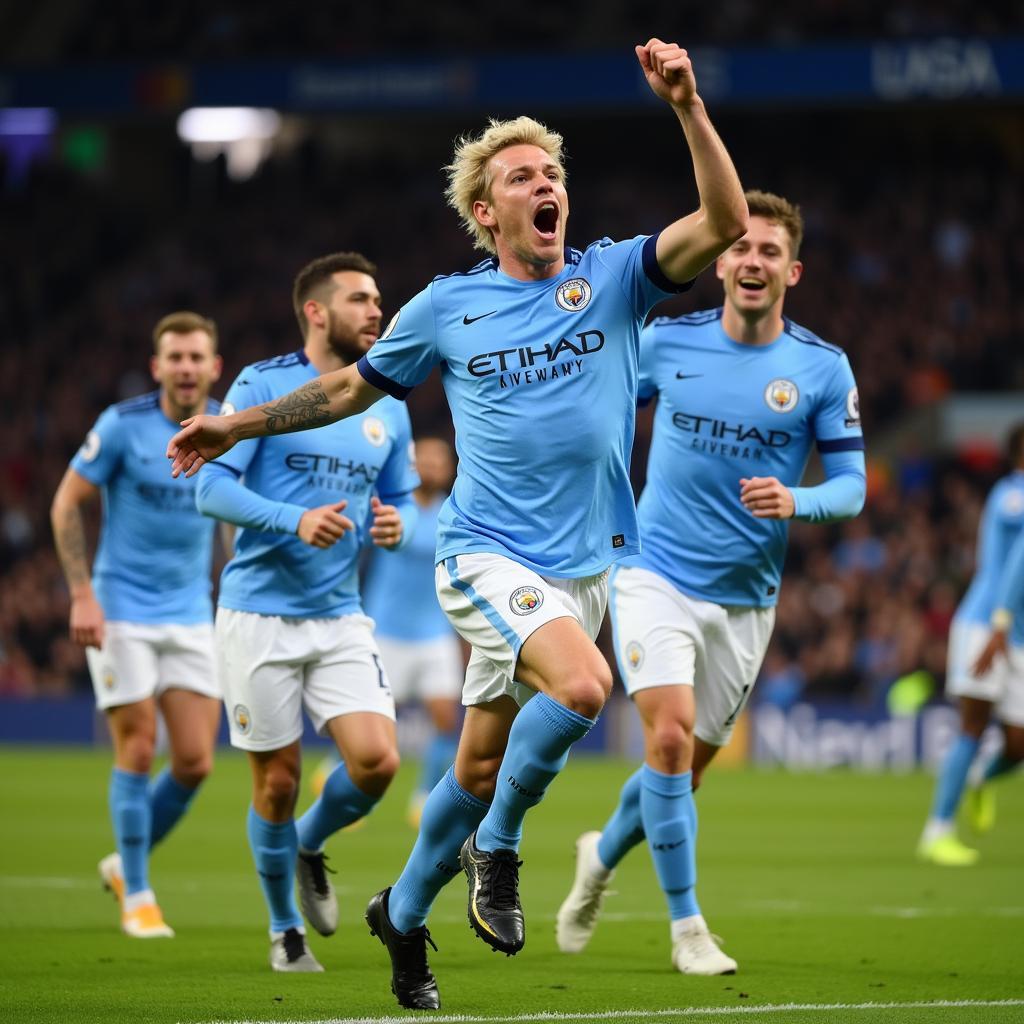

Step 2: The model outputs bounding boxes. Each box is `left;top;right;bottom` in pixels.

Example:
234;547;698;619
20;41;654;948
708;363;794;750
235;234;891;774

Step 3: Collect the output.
375;633;464;704
609;565;775;747
87;620;218;711
216;608;396;752
435;552;609;708
946;619;1024;726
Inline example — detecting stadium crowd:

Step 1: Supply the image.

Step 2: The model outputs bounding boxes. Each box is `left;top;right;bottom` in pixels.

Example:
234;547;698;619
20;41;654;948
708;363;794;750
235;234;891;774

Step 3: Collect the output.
2;107;1022;706
5;1;1021;60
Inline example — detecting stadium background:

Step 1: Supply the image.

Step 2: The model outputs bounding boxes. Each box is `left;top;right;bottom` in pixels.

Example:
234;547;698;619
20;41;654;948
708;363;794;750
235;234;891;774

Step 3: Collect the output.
3;6;1023;771
2;7;1024;1024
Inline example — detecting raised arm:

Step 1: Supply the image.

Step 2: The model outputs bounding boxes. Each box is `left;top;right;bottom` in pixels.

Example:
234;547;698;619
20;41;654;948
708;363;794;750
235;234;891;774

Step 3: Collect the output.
636;38;748;284
50;467;104;647
168;362;384;478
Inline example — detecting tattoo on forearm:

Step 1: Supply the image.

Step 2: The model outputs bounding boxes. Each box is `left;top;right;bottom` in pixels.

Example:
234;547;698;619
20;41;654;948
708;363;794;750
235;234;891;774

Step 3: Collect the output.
54;508;91;588
260;381;331;433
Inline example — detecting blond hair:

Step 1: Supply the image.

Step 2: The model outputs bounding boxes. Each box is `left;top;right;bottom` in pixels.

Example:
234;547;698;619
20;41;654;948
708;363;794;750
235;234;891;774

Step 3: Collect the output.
745;190;804;259
445;116;566;254
152;311;218;353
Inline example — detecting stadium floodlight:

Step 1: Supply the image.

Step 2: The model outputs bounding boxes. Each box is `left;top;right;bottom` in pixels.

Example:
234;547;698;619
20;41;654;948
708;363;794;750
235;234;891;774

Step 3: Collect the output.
0;107;57;136
176;107;281;144
176;107;282;181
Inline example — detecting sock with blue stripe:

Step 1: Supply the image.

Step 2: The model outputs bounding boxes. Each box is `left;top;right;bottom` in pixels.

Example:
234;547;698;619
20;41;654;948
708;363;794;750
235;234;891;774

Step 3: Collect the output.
296;759;377;852
640;764;700;921
148;767;198;848
246;807;303;934
389;767;489;933
596;767;645;870
419;732;459;796
930;732;981;822
476;692;594;853
110;768;151;896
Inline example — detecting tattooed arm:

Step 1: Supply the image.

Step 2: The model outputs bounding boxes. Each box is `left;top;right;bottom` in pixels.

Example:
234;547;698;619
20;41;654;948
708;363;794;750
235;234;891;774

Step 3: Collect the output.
169;363;384;478
50;468;105;648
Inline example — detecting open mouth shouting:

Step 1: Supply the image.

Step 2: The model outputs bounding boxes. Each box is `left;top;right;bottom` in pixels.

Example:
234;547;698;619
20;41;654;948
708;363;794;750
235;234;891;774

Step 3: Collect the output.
533;200;560;242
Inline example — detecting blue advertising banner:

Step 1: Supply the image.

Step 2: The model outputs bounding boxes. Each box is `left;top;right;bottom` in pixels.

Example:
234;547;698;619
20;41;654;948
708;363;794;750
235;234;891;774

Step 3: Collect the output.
2;38;1022;113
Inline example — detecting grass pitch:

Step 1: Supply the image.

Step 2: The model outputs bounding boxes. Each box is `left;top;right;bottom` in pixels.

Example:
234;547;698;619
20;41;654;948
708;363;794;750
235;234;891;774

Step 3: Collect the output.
0;746;1021;1024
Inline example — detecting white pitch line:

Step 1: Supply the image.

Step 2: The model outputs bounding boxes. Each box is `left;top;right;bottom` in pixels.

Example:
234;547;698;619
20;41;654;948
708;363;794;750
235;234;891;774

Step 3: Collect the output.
190;998;1024;1024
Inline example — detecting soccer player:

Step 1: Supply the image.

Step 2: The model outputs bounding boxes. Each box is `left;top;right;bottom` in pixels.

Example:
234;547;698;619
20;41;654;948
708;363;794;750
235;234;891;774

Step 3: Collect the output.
362;436;464;827
556;191;866;974
195;252;419;972
918;424;1024;865
50;312;223;938
168;38;746;1008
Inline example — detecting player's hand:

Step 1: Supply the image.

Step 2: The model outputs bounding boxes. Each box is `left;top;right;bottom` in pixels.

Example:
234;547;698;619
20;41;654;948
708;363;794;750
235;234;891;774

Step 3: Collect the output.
971;630;1008;677
297;501;355;549
70;593;105;648
167;415;237;478
369;495;404;549
740;477;795;519
635;38;698;109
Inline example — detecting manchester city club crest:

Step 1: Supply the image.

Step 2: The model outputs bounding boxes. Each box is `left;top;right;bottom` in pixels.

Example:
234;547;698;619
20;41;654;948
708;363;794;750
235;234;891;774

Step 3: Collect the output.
625;640;645;672
764;378;799;413
362;416;387;446
233;704;252;736
555;277;592;312
509;586;544;616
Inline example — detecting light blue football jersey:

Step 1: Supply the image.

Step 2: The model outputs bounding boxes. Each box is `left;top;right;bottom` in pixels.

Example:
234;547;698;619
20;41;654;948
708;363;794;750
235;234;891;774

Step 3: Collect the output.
206;351;419;618
625;309;865;607
363;494;454;642
357;236;690;578
956;471;1024;645
70;390;220;624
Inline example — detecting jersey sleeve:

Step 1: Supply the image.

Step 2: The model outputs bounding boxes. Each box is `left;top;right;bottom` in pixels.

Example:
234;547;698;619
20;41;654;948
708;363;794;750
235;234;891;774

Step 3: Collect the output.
813;353;865;455
357;286;440;399
216;368;274;476
994;521;1024;615
70;406;124;486
637;324;660;407
594;234;694;319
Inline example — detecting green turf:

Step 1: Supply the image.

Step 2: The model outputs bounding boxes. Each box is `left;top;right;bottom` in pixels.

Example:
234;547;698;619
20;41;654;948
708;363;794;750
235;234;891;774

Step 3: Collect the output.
0;746;1022;1024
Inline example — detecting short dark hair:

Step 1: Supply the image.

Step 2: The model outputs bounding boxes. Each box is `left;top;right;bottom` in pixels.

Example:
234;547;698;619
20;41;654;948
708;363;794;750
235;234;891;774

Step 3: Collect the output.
292;252;378;336
1007;422;1024;465
152;311;218;353
745;190;804;259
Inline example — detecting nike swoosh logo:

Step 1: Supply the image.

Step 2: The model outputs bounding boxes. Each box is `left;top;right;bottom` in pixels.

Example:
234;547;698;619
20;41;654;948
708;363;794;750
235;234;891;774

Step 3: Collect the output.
463;310;497;325
676;373;704;380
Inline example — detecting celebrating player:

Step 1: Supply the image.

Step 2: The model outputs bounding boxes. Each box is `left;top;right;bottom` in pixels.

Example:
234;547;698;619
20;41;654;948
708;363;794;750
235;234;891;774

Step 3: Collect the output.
50;312;223;938
195;253;418;970
556;191;866;974
168;39;746;1008
918;424;1024;865
362;436;464;827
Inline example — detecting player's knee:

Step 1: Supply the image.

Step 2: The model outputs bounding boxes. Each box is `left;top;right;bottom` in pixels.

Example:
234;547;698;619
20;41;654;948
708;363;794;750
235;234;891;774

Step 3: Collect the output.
456;756;500;803
649;720;693;774
555;664;612;719
172;751;213;789
1003;735;1024;762
258;764;299;814
349;746;400;797
119;731;157;774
